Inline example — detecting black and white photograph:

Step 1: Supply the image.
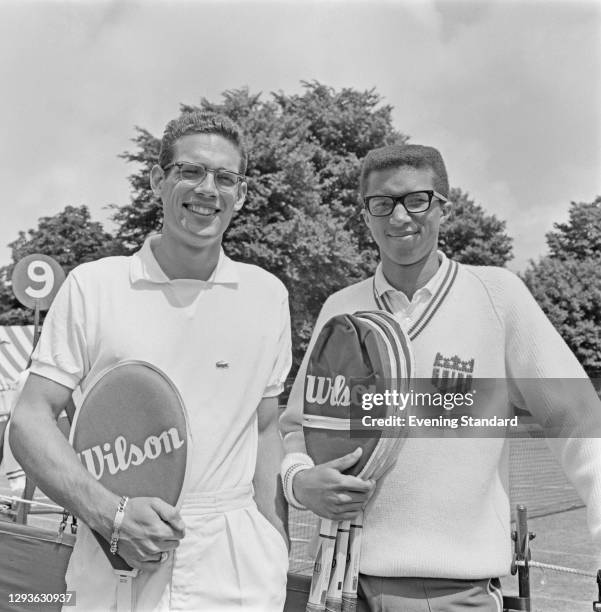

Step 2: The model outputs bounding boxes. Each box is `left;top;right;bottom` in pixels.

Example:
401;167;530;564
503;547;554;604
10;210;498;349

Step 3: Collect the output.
0;1;600;611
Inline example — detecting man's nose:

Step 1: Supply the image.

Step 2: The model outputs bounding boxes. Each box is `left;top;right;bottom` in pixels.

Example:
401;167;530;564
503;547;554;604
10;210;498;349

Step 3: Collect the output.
389;203;411;224
194;171;219;195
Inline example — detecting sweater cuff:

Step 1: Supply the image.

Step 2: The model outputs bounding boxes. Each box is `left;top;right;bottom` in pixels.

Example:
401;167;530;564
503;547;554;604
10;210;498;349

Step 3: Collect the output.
281;452;314;510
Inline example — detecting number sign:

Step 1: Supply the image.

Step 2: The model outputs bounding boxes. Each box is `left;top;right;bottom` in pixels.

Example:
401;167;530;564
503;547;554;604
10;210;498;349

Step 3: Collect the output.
12;254;66;311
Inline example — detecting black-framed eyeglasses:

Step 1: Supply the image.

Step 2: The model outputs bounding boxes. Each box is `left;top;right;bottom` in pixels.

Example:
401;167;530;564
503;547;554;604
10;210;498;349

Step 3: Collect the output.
163;161;246;192
363;190;447;217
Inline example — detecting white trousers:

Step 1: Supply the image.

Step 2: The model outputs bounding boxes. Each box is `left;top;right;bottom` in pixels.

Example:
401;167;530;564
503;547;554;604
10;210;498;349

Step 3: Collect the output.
65;485;288;611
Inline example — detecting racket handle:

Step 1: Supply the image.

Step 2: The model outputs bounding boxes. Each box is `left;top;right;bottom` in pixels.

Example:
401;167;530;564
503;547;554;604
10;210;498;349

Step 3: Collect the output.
115;569;138;612
342;514;363;603
306;518;338;612
325;520;350;612
341;594;358;612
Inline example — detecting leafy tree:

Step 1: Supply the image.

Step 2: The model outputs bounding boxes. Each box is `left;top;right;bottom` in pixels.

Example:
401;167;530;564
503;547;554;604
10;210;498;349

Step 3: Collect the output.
0;278;29;325
439;188;513;266
546;197;601;260
0;205;117;325
0;83;518;372
522;256;601;371
111;128;161;253
111;83;516;368
112;83;406;365
522;198;601;373
112;84;403;254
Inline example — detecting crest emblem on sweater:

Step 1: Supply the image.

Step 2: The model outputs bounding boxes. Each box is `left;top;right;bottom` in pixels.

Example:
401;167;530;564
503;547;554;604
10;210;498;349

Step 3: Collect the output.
431;352;474;394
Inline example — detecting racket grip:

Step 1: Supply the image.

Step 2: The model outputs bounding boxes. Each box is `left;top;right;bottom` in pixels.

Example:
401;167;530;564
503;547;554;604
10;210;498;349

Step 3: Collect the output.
325;520;350;612
306;518;338;612
341;594;357;612
115;569;138;612
342;514;363;604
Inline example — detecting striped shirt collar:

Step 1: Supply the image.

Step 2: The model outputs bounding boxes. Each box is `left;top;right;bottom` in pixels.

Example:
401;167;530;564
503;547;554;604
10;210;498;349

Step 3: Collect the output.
130;235;239;285
374;250;450;303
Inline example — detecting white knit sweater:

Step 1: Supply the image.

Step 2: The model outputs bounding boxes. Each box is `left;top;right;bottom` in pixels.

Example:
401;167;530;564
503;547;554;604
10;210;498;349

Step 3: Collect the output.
280;259;601;578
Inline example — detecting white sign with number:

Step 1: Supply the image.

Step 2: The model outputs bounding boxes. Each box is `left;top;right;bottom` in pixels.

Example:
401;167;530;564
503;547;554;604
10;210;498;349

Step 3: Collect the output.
12;254;66;311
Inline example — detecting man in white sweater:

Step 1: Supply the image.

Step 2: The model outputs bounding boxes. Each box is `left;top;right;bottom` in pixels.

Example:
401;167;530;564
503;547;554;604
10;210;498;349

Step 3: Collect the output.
280;144;601;611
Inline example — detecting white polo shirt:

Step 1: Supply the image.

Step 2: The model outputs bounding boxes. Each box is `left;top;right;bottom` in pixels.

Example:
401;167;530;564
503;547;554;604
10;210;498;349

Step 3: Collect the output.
31;235;292;493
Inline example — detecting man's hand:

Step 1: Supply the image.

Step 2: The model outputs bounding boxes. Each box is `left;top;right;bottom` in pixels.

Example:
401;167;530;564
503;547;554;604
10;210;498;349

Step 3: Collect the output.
293;448;376;520
108;497;185;572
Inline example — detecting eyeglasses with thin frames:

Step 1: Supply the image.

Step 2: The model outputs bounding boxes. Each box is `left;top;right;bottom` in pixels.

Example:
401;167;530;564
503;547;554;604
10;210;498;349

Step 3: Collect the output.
163;161;246;192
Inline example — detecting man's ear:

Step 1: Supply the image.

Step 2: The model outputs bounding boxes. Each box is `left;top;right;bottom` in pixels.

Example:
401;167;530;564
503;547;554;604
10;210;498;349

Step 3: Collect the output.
439;198;452;222
361;207;372;229
150;165;165;202
361;207;378;244
233;181;247;212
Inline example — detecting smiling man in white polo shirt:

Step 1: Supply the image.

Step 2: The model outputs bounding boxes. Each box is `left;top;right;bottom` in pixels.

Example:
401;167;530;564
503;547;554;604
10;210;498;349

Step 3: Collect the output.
10;111;292;611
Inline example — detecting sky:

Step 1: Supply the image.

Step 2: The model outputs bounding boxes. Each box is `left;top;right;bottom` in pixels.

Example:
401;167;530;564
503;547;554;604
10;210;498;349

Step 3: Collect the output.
0;0;599;272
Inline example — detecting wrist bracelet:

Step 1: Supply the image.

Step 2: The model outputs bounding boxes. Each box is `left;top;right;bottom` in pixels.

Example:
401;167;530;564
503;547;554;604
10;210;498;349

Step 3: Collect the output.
281;452;314;510
109;496;129;555
284;463;313;510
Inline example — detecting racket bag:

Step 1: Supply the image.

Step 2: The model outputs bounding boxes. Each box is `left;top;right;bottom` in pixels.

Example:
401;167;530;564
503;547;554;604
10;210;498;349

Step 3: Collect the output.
0;519;75;612
301;310;414;612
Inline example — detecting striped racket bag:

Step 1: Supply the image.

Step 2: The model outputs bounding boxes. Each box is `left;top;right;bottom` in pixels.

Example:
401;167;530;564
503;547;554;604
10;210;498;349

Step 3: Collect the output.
303;310;414;612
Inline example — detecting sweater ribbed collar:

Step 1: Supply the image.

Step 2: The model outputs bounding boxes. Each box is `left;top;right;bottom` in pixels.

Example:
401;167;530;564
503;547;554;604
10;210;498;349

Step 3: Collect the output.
373;250;450;304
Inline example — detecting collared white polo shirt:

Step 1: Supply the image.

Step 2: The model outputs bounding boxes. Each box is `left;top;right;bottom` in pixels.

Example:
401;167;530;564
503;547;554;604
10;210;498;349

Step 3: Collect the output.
31;235;292;493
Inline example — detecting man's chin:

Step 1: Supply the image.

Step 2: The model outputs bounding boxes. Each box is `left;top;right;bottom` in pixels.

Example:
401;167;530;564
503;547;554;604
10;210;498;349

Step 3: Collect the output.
180;217;225;238
181;217;218;234
175;226;223;250
384;246;435;267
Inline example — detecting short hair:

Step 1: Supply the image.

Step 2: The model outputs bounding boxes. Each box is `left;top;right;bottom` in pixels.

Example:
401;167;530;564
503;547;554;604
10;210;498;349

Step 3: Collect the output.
359;144;449;198
158;110;247;174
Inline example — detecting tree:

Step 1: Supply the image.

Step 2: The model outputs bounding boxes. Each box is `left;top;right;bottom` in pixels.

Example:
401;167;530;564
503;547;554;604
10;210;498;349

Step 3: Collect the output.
109;82;515;369
522;198;601;373
111;83;406;365
523;256;601;371
546;197;601;260
111;128;161;253
0;83;518;370
0;205;118;325
439;188;513;266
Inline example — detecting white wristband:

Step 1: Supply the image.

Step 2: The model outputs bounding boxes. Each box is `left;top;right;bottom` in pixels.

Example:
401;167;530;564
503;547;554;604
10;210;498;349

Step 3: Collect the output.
110;495;129;555
281;452;314;510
